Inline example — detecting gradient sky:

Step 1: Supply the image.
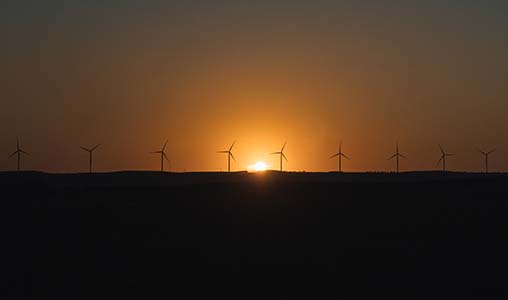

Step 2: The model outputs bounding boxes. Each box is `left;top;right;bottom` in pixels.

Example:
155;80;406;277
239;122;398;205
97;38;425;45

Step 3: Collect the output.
2;0;508;172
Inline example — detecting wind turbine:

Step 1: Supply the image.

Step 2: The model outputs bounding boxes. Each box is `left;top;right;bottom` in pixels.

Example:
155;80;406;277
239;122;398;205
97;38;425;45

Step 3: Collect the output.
151;140;169;172
329;140;349;173
437;145;454;172
217;141;236;173
388;142;407;173
271;142;288;172
9;137;29;171
80;144;101;173
478;148;495;174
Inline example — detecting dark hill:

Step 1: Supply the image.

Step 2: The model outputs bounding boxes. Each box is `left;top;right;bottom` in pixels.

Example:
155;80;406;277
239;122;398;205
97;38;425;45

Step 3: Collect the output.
2;171;508;299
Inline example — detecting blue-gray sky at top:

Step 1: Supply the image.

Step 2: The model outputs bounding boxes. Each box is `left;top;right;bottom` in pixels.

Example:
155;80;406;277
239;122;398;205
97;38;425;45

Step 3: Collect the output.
2;1;508;172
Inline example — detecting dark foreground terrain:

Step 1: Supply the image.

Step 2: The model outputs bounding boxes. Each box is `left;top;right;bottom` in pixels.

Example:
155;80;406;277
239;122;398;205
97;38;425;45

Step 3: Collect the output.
2;171;508;299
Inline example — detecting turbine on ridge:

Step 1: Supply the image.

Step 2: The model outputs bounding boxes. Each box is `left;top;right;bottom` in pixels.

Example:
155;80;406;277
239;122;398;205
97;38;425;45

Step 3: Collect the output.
217;141;236;173
329;140;349;173
437;145;454;172
151;140;169;172
9;137;29;171
388;142;407;173
478;148;495;174
80;144;101;173
271;142;288;172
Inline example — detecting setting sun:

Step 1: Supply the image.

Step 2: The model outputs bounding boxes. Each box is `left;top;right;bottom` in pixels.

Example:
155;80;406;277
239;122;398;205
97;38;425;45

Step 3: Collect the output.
249;161;268;172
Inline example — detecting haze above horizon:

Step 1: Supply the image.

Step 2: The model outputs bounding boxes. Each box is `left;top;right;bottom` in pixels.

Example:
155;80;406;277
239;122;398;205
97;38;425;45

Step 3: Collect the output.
2;1;508;172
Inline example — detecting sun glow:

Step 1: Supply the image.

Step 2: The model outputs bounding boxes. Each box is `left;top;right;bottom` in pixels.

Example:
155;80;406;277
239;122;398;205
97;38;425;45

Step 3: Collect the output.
249;161;268;172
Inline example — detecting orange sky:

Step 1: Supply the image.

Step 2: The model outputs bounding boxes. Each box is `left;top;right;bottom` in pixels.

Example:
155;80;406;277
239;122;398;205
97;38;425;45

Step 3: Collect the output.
2;1;508;173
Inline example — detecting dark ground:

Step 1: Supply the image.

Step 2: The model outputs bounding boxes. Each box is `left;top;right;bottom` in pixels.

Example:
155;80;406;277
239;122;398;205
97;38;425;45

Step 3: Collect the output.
2;171;508;299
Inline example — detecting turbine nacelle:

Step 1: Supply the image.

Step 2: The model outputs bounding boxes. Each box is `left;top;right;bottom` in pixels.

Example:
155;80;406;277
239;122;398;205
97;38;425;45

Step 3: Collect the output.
478;149;495;157
80;144;101;153
388;153;407;160
271;152;288;161
329;152;349;160
9;149;29;158
438;144;454;157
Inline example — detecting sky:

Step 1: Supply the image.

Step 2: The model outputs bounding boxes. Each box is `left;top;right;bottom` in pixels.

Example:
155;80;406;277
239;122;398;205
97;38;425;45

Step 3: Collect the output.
2;0;508;172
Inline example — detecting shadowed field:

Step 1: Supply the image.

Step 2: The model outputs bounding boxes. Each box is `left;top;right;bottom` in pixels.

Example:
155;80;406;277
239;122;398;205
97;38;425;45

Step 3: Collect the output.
2;171;508;299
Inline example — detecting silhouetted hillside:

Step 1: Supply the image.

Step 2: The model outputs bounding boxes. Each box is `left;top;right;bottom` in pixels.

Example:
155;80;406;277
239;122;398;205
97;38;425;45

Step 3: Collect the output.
2;171;508;299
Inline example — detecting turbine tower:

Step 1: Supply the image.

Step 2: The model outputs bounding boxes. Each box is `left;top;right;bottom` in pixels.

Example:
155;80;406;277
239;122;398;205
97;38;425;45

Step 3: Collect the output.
388;142;407;173
478;149;495;174
217;141;236;173
151;140;169;172
80;144;101;173
437;145;454;172
271;142;288;172
329;141;349;173
9;137;29;171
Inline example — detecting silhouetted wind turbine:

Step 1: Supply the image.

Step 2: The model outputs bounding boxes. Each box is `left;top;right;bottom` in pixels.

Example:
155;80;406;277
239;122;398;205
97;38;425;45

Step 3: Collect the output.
329;141;349;173
151;140;169;172
437;145;454;172
217;141;236;173
388;142;407;173
271;142;288;172
80;144;100;173
9;138;29;171
478;148;495;174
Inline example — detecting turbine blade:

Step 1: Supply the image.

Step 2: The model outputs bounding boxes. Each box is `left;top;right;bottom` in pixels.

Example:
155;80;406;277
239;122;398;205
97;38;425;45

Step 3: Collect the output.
439;144;444;155
281;141;287;152
342;153;350;160
217;151;229;153
91;144;101;151
162;140;168;151
163;152;169;161
9;151;18;158
329;153;339;159
80;146;90;152
399;154;408;160
437;157;443;166
388;154;397;160
488;149;496;155
151;151;162;154
229;140;236;151
229;152;236;162
19;150;29;155
282;153;288;161
270;152;281;155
